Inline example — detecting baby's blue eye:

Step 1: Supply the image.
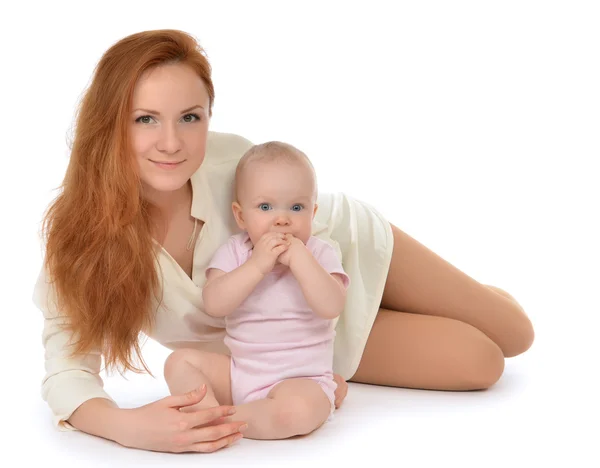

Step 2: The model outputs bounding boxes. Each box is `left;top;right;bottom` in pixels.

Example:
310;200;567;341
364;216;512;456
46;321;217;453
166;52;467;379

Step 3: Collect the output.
291;204;303;212
259;203;272;211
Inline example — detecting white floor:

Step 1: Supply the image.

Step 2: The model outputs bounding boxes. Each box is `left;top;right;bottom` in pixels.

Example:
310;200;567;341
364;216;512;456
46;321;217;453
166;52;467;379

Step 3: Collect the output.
15;317;598;467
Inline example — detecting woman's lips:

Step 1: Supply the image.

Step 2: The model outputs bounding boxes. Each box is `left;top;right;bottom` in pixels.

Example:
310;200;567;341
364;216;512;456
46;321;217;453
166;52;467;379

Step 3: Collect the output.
150;159;184;170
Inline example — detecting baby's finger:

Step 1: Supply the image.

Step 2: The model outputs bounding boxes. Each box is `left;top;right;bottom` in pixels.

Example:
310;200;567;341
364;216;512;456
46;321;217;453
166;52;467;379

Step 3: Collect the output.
273;244;289;255
266;231;284;238
258;232;277;244
269;237;288;247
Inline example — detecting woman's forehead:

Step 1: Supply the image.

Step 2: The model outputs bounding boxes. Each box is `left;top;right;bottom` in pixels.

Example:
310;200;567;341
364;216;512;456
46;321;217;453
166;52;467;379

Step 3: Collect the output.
132;63;209;108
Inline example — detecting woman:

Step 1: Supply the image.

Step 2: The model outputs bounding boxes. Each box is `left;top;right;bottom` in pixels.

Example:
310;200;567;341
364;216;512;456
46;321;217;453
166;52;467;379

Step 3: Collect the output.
34;29;534;453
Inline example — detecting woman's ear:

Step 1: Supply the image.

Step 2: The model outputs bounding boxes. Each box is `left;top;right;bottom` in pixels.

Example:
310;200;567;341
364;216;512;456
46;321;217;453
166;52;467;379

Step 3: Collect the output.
232;202;246;230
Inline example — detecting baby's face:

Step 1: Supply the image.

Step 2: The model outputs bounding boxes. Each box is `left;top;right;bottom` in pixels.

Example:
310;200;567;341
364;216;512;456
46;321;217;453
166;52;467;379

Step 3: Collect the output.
233;160;317;245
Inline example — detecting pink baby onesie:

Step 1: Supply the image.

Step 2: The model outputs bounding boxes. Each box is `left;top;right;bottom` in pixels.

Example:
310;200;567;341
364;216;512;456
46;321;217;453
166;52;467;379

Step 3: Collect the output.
206;232;350;414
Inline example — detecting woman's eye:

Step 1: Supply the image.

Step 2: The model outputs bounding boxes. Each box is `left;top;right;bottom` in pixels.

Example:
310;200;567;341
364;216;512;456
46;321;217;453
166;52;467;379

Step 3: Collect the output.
182;113;200;123
292;204;303;212
259;203;271;211
135;114;200;124
136;115;155;124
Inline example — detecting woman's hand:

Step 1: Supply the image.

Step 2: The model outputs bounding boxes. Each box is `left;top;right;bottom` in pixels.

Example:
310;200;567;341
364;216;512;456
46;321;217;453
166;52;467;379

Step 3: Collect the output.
117;385;247;453
333;374;349;408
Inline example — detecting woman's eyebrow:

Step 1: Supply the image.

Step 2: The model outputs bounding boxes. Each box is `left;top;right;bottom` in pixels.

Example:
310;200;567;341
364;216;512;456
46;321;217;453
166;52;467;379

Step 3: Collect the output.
132;105;204;115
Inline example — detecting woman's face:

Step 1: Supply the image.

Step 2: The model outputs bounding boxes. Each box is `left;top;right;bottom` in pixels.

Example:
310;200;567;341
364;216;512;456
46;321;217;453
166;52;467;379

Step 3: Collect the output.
130;62;210;195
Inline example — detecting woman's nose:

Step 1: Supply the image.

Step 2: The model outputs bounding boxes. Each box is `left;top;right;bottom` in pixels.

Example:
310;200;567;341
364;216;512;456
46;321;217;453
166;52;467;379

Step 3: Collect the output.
156;123;182;154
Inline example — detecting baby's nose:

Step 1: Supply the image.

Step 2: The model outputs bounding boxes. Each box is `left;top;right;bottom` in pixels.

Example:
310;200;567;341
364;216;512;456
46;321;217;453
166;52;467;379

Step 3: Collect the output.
274;214;290;225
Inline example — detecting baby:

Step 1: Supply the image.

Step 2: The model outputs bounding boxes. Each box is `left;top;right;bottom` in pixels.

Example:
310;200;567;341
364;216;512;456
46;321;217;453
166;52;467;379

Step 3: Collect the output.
167;141;349;440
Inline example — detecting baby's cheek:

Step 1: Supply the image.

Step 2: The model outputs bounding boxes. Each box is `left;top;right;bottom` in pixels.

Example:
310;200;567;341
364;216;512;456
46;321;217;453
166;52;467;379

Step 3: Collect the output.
302;222;314;242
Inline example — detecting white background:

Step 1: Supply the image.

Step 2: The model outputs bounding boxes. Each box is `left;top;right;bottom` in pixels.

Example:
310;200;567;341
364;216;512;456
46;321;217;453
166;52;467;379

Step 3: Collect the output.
1;0;599;466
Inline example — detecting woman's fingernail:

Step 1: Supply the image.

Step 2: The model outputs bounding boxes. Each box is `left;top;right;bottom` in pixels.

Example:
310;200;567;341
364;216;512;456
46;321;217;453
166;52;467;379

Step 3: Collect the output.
240;424;249;432
228;433;243;446
228;408;236;415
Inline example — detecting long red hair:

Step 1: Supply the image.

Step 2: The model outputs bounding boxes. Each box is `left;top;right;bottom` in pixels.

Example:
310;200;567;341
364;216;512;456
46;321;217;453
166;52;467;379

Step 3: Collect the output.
41;30;215;375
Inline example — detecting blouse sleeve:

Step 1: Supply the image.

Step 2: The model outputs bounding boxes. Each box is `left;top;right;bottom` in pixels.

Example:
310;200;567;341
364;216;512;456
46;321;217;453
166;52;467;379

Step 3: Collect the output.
32;265;116;431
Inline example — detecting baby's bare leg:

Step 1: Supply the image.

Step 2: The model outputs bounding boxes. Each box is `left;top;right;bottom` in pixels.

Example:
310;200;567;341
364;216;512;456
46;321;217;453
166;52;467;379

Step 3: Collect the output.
163;349;232;411
228;378;332;440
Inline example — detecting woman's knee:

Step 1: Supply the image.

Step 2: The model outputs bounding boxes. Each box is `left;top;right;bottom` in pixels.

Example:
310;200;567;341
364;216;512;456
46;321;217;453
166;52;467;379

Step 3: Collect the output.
504;315;535;358
485;285;535;357
456;323;506;390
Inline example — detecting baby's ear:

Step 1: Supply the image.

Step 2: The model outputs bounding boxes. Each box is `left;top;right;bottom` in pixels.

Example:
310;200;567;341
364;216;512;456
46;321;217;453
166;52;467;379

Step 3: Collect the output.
232;202;246;229
312;203;318;219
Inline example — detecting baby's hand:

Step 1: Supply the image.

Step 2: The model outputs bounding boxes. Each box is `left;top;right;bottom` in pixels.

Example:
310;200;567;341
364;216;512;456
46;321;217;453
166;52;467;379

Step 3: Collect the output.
277;234;308;267
248;232;290;275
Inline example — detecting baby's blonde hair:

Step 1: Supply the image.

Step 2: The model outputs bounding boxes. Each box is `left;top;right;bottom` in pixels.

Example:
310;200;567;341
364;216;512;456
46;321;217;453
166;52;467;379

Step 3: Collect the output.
234;141;317;202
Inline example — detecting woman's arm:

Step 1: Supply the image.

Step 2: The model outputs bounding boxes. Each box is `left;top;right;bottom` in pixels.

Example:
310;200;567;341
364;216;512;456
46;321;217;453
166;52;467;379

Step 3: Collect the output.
34;267;247;452
34;267;117;431
67;398;125;442
68;389;246;452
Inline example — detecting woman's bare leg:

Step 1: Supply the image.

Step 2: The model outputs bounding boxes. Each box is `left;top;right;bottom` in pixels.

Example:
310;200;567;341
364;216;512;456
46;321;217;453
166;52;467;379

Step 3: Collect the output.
350;224;534;390
380;224;534;357
350;308;505;390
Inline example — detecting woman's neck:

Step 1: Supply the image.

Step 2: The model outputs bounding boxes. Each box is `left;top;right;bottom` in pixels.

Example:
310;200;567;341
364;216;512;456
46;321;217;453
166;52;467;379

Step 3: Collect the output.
143;181;192;215
143;181;193;244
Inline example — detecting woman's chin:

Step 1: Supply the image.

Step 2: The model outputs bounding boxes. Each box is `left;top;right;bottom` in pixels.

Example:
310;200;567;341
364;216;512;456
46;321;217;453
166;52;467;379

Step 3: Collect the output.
140;175;191;197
